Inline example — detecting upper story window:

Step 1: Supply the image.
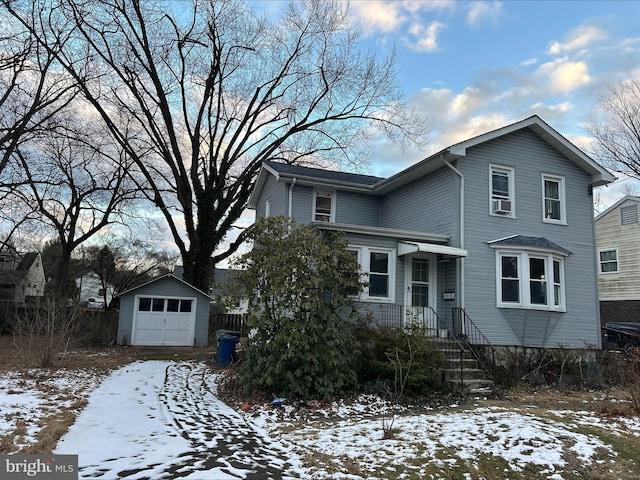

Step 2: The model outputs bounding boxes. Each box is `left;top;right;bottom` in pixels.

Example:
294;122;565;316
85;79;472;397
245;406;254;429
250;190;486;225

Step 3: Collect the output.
490;164;515;217
347;246;395;302
598;249;619;274
620;204;638;225
495;250;565;311
314;190;335;222
542;174;566;225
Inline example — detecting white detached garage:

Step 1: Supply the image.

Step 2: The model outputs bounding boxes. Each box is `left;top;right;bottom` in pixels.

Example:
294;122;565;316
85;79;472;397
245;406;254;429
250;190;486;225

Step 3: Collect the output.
116;274;212;347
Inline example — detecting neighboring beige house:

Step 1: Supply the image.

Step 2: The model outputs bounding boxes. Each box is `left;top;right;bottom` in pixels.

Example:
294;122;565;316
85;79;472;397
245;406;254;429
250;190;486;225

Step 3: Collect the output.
595;196;640;325
0;252;46;303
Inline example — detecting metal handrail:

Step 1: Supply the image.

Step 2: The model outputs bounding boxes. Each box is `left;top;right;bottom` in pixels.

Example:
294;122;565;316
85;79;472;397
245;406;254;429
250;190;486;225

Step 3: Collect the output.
452;307;497;380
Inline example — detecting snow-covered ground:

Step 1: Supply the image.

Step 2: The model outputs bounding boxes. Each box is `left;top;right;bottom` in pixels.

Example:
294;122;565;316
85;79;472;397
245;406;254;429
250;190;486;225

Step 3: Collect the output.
2;360;640;479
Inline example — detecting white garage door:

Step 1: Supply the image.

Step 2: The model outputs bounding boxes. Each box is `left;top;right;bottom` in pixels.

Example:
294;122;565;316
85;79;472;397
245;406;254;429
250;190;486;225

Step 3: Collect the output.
132;296;197;346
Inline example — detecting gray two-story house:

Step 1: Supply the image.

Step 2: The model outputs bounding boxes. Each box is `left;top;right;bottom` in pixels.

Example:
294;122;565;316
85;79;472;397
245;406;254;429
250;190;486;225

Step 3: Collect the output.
248;116;615;349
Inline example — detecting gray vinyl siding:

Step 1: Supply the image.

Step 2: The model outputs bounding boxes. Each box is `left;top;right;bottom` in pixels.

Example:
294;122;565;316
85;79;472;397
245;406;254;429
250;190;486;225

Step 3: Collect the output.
117;276;211;347
290;184;314;224
335;191;380;226
380;166;460;242
459;128;600;348
256;175;287;219
288;184;380;226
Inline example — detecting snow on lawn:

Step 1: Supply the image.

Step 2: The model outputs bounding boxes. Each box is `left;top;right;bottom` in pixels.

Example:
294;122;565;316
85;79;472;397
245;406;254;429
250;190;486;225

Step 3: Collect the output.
3;360;640;479
250;406;612;478
0;368;105;451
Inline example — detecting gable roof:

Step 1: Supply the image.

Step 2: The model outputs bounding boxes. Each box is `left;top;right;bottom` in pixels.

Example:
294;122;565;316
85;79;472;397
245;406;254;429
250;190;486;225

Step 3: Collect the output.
116;273;212;299
17;252;40;271
376;115;615;193
595;195;640;222
248;115;615;207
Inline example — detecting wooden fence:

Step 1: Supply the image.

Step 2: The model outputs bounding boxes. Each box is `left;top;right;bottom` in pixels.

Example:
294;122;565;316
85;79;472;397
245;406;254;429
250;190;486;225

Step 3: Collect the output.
208;313;249;343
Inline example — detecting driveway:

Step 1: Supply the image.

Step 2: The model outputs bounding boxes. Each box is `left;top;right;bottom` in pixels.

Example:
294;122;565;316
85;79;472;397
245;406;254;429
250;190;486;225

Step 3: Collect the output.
55;361;305;479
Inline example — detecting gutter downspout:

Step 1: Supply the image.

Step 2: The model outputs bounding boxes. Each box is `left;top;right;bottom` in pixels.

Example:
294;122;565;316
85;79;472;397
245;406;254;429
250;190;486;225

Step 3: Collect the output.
441;155;465;310
288;177;297;222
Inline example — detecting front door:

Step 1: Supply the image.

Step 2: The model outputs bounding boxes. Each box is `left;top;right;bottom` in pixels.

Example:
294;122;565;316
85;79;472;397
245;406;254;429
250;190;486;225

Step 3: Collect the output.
405;255;437;332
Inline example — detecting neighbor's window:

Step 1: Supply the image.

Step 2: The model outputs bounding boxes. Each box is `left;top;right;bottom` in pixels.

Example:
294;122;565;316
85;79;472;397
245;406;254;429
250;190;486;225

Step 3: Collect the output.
314;191;335;222
542;174;566;224
348;246;395;302
490;164;515;217
599;249;619;274
496;251;565;311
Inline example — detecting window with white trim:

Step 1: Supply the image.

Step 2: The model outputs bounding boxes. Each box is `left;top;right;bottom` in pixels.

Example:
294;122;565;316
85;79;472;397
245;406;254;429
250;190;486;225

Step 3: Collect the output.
347;246;395;302
542;174;566;224
314;190;335;222
490;165;515;217
495;251;565;311
598;249;618;274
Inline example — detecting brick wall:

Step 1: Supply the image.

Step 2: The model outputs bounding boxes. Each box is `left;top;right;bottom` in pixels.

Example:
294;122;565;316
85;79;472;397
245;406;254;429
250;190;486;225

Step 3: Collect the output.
600;300;640;326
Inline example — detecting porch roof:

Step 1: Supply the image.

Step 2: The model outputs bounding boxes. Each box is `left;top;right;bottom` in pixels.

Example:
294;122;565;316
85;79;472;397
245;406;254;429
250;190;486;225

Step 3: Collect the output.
398;241;468;258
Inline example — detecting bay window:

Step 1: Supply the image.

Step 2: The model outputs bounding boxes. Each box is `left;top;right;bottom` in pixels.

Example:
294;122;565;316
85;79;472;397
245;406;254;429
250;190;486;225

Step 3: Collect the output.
496;251;565;311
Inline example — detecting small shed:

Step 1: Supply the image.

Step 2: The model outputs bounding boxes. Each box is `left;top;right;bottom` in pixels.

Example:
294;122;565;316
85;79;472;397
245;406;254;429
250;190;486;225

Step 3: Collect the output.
116;274;212;347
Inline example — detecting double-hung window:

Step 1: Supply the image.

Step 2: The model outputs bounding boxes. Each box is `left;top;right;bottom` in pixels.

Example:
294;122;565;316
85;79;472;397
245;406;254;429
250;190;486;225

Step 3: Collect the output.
495;251;566;311
314;190;335;222
347;246;395;302
490;165;515;217
598;249;618;274
542;174;566;224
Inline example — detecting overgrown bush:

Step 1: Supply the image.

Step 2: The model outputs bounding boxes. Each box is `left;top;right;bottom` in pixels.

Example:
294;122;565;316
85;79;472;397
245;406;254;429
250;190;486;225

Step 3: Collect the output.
12;296;80;367
357;323;445;400
228;217;365;400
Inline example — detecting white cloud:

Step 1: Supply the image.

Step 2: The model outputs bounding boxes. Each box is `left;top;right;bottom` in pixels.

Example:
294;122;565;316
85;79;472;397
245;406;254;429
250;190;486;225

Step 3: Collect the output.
548;25;606;55
538;58;591;93
466;1;504;27
520;57;538;67
405;20;445;52
450;87;487;116
349;0;407;34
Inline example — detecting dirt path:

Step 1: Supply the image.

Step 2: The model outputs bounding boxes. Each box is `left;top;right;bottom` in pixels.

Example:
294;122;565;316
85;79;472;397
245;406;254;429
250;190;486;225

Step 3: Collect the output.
55;361;305;479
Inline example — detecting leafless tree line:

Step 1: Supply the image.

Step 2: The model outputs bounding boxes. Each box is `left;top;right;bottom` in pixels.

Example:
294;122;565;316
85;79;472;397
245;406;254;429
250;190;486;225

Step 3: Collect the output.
0;0;427;292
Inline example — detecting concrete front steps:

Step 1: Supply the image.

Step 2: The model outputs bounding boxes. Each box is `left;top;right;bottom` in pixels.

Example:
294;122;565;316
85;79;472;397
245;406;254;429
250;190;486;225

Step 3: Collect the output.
435;339;496;394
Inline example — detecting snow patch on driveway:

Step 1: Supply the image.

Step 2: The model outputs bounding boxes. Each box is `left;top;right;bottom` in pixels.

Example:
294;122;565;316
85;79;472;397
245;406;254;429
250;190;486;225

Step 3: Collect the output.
55;361;304;479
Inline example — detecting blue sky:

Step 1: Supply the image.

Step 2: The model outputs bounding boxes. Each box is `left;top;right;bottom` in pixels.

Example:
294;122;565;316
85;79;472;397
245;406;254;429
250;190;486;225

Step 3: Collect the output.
344;0;640;203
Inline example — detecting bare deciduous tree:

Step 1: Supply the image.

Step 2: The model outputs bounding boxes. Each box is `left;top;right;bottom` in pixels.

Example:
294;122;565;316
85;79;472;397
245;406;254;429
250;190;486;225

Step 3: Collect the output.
4;0;427;291
588;76;640;179
0;13;79;174
3;122;146;294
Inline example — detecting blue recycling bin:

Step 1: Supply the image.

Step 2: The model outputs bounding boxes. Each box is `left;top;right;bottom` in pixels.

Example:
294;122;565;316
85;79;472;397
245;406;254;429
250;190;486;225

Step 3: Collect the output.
217;333;240;367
